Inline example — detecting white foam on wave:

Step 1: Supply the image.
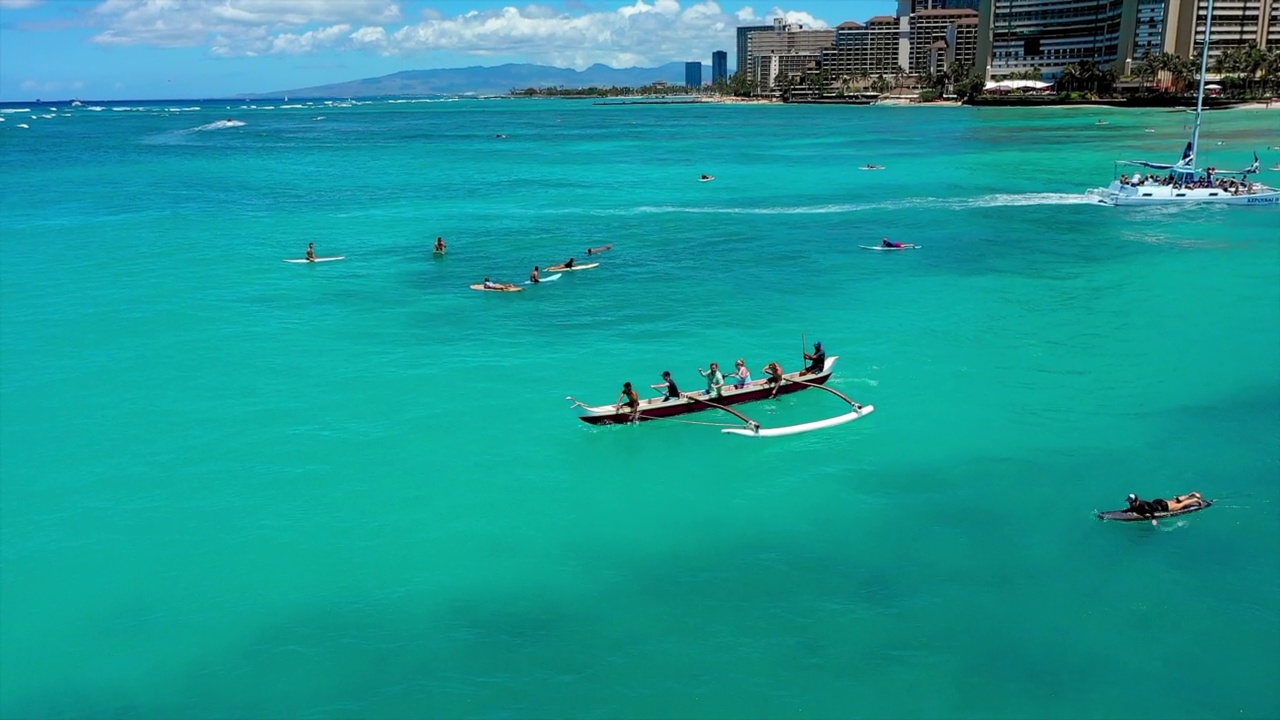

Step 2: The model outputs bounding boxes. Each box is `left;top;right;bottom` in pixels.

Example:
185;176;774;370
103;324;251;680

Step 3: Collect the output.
188;119;247;132
279;104;305;109
0;108;30;114
16;123;29;129
616;192;1096;216
164;106;202;112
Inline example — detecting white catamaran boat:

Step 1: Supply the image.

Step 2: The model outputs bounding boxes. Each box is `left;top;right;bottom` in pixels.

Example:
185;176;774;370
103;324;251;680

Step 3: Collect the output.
1086;0;1279;207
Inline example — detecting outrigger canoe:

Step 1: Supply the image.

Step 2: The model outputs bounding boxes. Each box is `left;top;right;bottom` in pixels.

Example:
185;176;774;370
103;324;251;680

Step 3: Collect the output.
567;356;875;437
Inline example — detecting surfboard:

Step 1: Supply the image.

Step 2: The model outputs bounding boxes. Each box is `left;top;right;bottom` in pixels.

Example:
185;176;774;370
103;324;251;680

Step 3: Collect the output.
433;250;446;257
699;176;715;182
547;262;600;272
524;273;562;285
1097;500;1212;522
858;166;886;171
859;245;919;251
284;256;345;263
470;284;523;292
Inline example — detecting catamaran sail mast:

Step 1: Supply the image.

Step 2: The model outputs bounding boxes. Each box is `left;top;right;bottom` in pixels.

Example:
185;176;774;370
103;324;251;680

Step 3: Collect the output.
1189;0;1215;167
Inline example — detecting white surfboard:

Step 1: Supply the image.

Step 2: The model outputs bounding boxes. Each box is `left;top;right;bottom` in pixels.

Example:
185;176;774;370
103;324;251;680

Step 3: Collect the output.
859;245;919;251
699;176;715;182
548;262;600;272
524;273;562;285
284;256;345;263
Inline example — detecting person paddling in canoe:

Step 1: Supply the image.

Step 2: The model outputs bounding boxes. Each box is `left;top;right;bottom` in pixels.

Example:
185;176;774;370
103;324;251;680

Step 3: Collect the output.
1125;492;1206;517
585;245;613;256
801;342;826;376
306;242;317;262
731;358;752;389
651;371;681;402
882;238;916;249
529;266;542;284
482;277;518;291
699;363;725;398
434;237;447;253
616;381;641;421
762;361;785;398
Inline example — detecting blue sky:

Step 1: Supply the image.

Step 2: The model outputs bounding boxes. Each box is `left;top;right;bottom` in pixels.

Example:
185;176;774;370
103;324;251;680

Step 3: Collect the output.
0;1;896;100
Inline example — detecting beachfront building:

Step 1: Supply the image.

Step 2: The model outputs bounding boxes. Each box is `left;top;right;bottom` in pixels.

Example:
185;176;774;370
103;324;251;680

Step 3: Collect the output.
976;0;1128;78
736;24;774;73
746;19;837;92
712;50;728;83
1166;0;1279;57
974;0;1278;79
909;9;981;72
685;61;703;88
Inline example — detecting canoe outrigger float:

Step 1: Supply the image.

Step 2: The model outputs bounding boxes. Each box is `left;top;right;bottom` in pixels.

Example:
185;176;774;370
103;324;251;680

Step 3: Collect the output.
566;356;875;437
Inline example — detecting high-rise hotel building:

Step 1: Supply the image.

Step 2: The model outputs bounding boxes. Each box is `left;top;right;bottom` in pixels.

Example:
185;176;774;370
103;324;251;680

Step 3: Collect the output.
976;0;1278;78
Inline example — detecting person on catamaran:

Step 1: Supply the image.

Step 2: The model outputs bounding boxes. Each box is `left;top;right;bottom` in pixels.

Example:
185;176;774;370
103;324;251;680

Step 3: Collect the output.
305;242;316;262
651;371;681;402
882;238;915;248
529;266;541;284
699;363;725;397
731;359;752;389
616;381;640;420
434;237;447;252
762;361;785;398
586;245;613;256
802;342;826;376
1125;491;1205;517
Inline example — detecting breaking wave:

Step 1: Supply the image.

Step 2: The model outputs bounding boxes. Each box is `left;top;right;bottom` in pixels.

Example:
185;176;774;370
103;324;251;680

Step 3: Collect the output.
188;119;246;132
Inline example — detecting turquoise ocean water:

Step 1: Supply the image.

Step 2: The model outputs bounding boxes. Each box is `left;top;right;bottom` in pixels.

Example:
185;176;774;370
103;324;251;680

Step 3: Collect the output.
2;98;1278;719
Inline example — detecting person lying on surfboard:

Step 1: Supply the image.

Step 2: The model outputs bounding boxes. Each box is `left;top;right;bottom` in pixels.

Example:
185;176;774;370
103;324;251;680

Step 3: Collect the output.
482;277;518;290
616;382;640;420
529;266;541;284
306;242;317;262
863;164;884;170
585;245;613;256
881;238;915;249
802;342;826;376
651;371;681;402
701;174;712;180
434;237;447;252
1125;492;1205;517
762;361;785;398
548;258;576;271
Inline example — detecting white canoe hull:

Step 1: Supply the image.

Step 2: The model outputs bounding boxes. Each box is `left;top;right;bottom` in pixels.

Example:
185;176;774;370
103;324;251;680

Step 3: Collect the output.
1087;182;1280;206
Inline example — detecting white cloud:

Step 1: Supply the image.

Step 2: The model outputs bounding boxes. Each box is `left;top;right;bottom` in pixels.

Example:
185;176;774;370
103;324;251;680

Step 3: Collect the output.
91;0;401;48
85;1;828;67
0;0;44;9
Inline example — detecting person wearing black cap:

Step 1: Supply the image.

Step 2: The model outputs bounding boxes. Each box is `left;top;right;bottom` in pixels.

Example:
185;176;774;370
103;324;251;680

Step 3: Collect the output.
650;371;681;402
802;341;826;376
1125;491;1205;517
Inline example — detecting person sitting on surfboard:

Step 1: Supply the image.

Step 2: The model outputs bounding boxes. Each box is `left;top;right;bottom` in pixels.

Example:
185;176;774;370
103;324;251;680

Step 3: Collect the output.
699;363;725;397
434;237;447;253
616;382;640;421
1125;492;1205;517
306;242;316;262
529;266;541;284
802;342;826;376
762;361;785;398
651;371;681;402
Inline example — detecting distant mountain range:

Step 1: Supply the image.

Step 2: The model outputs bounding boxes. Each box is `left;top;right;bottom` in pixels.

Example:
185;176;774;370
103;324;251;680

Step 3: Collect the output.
243;62;713;99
